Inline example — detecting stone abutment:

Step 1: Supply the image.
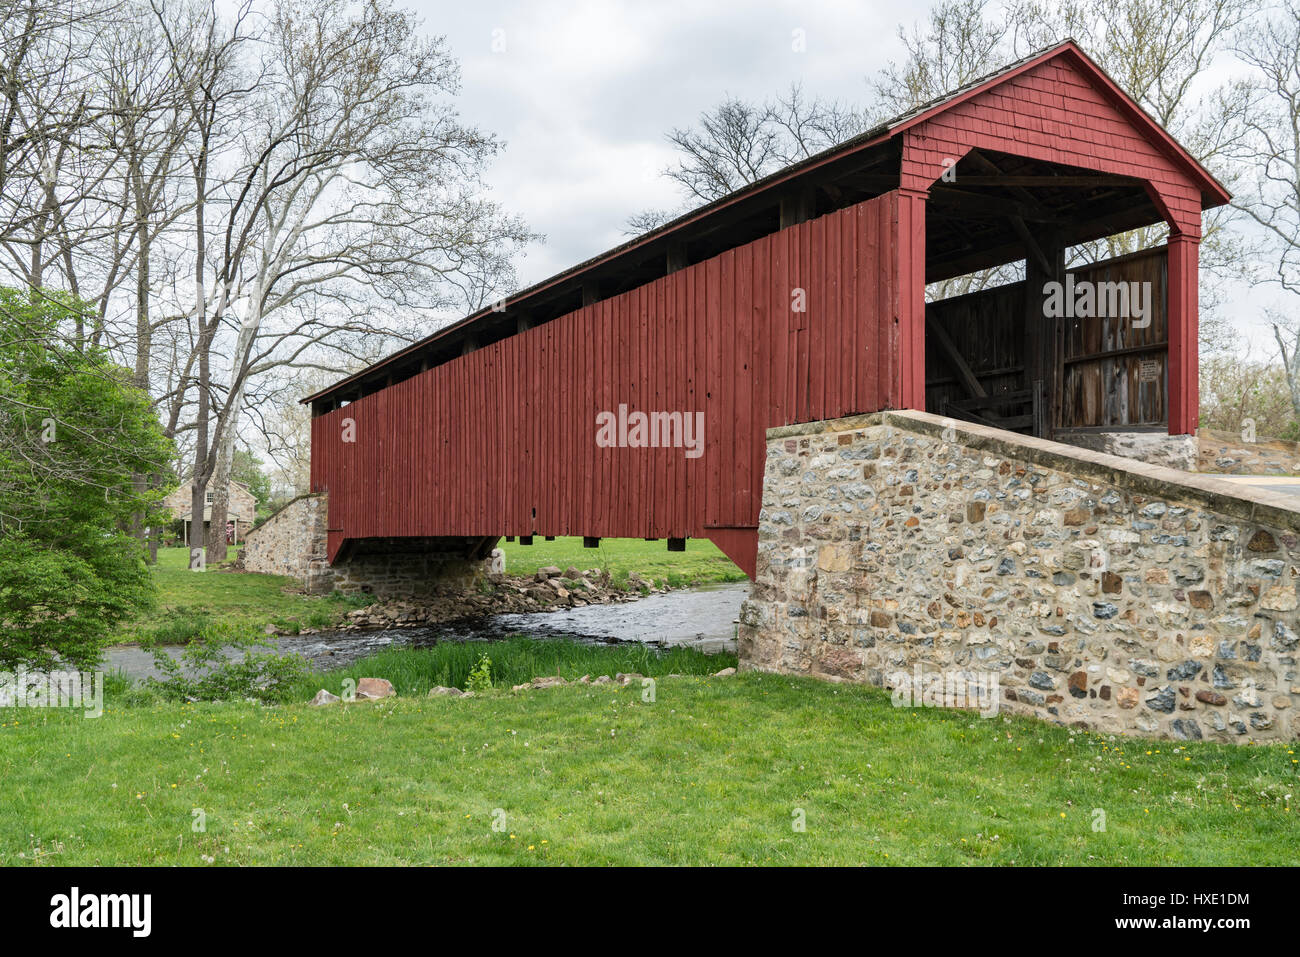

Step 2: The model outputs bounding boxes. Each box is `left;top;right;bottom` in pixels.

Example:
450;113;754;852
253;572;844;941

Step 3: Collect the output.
738;411;1300;743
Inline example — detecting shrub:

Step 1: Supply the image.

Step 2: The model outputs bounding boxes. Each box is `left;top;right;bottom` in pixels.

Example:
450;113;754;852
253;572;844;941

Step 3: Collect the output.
466;652;493;693
0;289;172;669
142;631;310;704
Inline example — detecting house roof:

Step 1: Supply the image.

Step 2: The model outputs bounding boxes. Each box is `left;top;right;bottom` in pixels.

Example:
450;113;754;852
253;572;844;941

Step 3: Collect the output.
170;479;251;491
176;506;251;522
304;39;1229;406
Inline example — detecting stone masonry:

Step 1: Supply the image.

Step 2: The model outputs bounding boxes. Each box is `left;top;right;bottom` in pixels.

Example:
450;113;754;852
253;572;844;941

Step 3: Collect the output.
325;548;484;599
240;492;490;599
738;410;1300;743
240;493;334;594
1197;428;1300;475
1055;430;1198;472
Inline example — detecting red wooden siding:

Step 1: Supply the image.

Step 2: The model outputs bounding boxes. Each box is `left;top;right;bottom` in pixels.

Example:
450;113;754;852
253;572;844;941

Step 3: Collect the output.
308;43;1222;579
1166;235;1199;433
898;55;1203;235
311;191;902;575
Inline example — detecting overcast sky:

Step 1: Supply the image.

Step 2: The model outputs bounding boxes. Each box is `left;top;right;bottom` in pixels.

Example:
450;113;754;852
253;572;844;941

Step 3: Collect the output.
408;0;1281;347
412;0;912;286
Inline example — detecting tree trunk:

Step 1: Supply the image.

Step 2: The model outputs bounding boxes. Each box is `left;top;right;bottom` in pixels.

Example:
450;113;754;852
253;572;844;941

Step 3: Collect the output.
207;437;232;563
207;295;261;564
1273;324;1300;419
191;157;212;568
131;194;152;553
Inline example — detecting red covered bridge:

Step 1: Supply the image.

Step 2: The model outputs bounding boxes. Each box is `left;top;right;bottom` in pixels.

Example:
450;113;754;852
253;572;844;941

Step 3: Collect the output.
305;40;1229;579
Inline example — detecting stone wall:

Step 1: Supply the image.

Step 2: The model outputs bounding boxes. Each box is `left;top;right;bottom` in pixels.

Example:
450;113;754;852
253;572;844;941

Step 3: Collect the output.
1055;429;1198;472
240;492;492;599
241;494;334;594
738;410;1300;743
1055;426;1300;476
327;548;484;599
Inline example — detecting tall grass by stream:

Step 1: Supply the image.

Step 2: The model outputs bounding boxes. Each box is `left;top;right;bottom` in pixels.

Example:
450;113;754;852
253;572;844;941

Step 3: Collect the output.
283;637;735;700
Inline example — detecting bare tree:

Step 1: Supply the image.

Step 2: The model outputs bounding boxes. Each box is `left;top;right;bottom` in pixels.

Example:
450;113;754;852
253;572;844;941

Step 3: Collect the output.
92;5;200;388
873;0;1020;297
622;207;676;237
146;0;532;562
2;0;536;562
875;0;1251;305
0;0;198;361
642;0;1250;310
873;0;1011;117
662;97;783;204
626;83;870;231
0;0;125;330
0;0;184;538
1228;2;1300;416
1200;346;1298;439
138;0;257;559
256;363;360;504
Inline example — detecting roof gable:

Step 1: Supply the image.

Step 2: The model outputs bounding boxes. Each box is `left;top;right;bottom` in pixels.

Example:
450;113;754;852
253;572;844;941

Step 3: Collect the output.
891;40;1229;212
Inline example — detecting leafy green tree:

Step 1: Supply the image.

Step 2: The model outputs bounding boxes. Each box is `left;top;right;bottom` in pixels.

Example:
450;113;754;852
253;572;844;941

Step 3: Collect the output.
0;289;174;669
230;449;272;515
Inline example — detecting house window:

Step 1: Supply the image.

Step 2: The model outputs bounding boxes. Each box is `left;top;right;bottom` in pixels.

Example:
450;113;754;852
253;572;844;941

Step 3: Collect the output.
205;491;214;504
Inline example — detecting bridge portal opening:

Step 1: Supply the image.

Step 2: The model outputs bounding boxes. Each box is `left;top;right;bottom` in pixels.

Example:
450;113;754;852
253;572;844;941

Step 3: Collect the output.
921;149;1174;442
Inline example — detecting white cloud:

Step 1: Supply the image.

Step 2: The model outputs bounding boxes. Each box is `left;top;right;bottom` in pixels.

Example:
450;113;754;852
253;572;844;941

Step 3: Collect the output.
413;0;1279;354
416;0;907;285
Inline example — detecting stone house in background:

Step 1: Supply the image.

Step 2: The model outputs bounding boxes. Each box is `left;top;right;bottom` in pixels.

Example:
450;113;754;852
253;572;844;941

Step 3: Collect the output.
162;480;257;545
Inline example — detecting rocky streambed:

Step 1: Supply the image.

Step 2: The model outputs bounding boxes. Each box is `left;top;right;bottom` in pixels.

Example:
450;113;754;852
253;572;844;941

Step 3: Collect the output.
327;565;674;633
106;580;749;681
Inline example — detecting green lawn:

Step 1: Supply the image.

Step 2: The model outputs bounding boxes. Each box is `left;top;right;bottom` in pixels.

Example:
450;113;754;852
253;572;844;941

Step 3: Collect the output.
500;536;745;588
3;652;1295;865
119;547;367;645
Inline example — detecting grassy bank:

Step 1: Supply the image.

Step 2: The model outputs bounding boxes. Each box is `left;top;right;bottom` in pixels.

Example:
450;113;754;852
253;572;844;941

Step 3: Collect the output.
282;637;734;701
117;547;368;646
116;537;743;648
2;654;1295;865
500;536;745;587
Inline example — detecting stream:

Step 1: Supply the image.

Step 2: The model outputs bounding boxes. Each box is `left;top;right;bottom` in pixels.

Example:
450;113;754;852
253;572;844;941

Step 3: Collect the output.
105;581;750;681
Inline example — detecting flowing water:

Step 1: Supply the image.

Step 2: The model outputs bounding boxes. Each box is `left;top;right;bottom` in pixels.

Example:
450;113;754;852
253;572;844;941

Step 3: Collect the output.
105;581;749;681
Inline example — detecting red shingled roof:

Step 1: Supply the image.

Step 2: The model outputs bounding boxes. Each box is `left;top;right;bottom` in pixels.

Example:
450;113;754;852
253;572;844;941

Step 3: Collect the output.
304;39;1228;405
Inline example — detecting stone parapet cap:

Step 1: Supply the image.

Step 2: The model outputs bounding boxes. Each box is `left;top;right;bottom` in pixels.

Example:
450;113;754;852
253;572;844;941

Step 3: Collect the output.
767;410;1300;533
245;491;325;538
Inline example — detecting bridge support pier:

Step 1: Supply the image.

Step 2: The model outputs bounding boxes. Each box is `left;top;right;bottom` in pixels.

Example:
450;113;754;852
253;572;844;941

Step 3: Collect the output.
329;536;500;599
739;410;1300;743
242;497;498;599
